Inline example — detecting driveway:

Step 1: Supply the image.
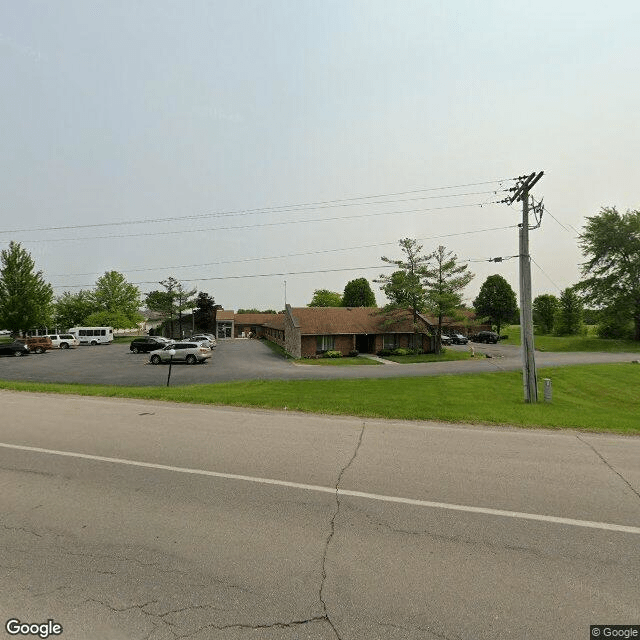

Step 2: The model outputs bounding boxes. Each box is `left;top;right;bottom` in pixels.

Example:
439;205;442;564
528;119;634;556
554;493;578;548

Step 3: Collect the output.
0;338;638;386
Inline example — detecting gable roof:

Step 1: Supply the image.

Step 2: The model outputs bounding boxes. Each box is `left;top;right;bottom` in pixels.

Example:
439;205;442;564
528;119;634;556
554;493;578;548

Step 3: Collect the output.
287;307;427;335
216;310;235;321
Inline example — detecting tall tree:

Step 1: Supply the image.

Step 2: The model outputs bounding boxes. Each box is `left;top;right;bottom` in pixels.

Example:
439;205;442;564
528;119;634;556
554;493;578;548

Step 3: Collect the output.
423;245;474;353
473;274;518;336
54;290;96;329
0;241;53;333
308;289;343;307
533;294;559;334
92;270;142;328
174;281;198;337
145;277;179;337
194;292;218;332
554;287;583;336
342;278;377;307
375;238;430;322
576;207;640;340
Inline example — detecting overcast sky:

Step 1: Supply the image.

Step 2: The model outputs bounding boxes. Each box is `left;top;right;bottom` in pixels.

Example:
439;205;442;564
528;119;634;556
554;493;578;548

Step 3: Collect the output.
2;1;639;312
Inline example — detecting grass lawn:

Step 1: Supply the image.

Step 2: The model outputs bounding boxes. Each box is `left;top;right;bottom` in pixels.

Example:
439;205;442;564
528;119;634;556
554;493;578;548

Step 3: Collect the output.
385;349;471;363
500;325;640;353
1;363;639;434
294;357;381;366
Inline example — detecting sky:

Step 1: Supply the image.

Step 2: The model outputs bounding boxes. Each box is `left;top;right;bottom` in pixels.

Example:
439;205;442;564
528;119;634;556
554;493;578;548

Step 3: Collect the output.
1;1;639;312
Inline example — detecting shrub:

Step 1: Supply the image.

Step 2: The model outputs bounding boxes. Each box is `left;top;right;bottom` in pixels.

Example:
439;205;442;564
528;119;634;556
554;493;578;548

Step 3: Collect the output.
377;348;393;357
392;348;411;356
348;350;359;357
323;350;343;358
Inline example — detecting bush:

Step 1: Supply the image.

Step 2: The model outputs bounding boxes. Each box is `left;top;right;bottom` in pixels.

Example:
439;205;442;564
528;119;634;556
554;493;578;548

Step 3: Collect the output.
392;348;411;356
377;348;393;357
348;350;359;357
323;350;343;358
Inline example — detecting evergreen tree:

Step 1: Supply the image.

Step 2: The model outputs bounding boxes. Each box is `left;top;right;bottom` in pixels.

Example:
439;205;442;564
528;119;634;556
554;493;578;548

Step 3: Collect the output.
554;287;583;336
0;241;53;333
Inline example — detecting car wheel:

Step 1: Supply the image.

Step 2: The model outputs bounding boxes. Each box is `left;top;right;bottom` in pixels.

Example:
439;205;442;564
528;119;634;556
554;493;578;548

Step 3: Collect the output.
34;347;44;354
90;340;97;346
186;354;197;365
13;351;24;357
132;347;139;353
60;343;69;349
150;355;161;365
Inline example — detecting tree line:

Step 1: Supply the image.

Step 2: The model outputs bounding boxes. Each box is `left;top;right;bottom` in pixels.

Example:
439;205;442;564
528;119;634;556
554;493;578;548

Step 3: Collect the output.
0;241;218;336
1;206;638;340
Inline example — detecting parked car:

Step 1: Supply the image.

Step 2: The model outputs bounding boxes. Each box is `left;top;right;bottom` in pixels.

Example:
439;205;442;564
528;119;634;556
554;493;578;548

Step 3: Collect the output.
149;342;212;365
16;336;54;354
472;331;499;344
0;341;31;357
449;333;469;345
188;334;217;348
440;334;453;345
130;336;170;353
43;334;80;349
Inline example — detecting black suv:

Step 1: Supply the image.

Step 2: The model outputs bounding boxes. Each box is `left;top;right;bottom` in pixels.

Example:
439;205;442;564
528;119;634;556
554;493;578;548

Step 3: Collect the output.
472;331;499;344
129;337;169;353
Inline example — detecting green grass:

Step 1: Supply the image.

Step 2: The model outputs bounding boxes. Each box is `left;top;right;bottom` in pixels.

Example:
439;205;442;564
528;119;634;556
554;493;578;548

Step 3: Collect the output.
1;363;639;434
294;357;381;366
385;349;472;363
500;325;640;353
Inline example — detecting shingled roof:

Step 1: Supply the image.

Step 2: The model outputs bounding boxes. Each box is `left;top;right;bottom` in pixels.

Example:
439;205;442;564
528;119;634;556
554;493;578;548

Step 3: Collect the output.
285;307;429;335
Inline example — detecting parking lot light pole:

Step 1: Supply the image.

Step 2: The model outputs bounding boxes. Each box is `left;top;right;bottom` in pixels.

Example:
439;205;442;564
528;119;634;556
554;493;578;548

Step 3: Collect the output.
166;349;176;387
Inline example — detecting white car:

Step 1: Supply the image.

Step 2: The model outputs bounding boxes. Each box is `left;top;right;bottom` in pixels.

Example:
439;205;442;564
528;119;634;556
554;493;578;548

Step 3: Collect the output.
43;334;80;349
149;342;212;365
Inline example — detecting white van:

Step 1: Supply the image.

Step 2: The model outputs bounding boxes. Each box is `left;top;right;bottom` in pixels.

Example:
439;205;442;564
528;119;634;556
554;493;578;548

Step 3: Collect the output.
43;333;80;349
67;327;114;345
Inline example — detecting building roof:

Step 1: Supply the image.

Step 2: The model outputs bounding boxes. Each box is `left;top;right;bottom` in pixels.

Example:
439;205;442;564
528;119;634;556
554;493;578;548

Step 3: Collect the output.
234;313;281;326
216;310;235;321
287;307;427;335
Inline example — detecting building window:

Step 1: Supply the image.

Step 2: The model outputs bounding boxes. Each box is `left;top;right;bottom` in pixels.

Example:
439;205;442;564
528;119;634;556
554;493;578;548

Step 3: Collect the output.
316;335;335;352
383;334;399;350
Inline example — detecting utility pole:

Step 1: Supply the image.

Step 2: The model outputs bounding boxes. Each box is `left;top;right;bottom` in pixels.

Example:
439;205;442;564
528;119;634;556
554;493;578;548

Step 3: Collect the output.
506;171;544;403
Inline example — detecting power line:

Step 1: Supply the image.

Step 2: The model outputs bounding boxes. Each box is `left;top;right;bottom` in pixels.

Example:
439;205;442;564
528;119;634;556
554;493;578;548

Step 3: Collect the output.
50;224;518;278
0;177;515;235
50;264;399;290
531;257;563;292
22;200;505;244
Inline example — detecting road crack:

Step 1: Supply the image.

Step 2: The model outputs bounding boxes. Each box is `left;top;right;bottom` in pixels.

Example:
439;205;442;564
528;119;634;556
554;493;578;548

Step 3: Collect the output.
576;435;640;502
319;421;366;640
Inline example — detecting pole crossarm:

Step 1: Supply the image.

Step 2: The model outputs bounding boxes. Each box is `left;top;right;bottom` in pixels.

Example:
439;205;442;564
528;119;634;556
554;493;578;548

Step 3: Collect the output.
507;171;544;205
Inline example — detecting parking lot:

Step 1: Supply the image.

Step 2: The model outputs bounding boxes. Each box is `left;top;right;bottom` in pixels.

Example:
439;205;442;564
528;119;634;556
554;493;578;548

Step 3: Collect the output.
0;338;636;387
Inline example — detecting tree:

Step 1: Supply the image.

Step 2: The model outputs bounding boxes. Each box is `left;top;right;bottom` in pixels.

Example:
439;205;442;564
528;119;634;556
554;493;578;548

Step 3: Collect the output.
375;239;430;320
308;289;343;307
145;289;175;337
92;271;142;328
0;241;53;333
554;287;583;336
54;290;96;329
533;294;559;334
423;245;474;353
342;278;376;307
194;292;218;332
174;281;197;337
576;207;640;340
473;274;518;336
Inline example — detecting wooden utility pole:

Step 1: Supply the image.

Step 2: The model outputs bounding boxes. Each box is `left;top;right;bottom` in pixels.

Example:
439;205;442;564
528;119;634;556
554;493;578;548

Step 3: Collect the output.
507;172;544;403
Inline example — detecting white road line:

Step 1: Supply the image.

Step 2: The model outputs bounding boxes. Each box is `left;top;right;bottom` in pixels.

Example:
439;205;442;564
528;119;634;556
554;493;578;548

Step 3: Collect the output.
2;441;639;535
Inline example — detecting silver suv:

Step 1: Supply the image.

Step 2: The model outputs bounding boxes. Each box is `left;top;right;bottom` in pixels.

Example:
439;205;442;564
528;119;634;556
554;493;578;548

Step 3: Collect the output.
149;342;212;365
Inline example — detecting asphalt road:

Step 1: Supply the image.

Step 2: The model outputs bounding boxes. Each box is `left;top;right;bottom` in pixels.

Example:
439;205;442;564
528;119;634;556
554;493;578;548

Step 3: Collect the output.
1;392;639;639
0;339;638;386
